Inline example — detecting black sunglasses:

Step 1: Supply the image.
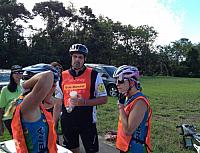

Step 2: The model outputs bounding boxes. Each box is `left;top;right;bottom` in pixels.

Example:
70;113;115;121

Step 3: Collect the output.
116;79;127;84
13;71;23;74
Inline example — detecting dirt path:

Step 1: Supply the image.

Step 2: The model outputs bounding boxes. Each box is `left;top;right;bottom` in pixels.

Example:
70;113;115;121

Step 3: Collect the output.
58;135;118;153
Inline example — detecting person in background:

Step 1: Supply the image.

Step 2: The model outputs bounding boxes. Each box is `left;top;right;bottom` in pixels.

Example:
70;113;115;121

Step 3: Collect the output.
113;65;152;153
50;61;63;144
4;63;58;152
0;65;23;136
53;43;107;153
46;62;63;115
50;62;63;77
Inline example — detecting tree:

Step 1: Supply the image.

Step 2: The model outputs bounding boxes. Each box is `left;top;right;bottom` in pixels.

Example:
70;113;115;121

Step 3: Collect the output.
0;0;31;67
32;1;72;38
186;47;200;77
128;25;158;75
86;16;114;64
31;1;73;66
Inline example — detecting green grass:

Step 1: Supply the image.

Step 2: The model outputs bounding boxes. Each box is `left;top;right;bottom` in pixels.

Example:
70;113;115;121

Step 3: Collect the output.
1;76;200;152
96;76;200;153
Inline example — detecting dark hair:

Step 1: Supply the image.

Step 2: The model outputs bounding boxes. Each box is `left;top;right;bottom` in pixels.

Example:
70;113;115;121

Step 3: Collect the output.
50;62;63;75
7;72;18;92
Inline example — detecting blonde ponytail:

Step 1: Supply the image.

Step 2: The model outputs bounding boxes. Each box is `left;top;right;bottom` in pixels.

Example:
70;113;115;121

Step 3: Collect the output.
4;95;23;117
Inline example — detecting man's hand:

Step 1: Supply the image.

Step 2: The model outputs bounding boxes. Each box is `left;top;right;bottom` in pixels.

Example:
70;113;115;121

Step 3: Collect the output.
69;96;85;106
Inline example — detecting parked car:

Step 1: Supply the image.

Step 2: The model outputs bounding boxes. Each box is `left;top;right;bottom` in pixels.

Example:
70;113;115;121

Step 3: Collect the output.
85;63;118;97
0;69;10;91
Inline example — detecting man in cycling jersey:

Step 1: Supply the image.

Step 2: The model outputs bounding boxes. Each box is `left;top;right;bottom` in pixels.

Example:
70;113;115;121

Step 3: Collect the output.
53;44;107;153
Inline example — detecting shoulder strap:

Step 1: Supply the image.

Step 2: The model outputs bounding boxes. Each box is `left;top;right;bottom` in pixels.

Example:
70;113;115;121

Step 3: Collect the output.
90;68;98;99
126;92;145;105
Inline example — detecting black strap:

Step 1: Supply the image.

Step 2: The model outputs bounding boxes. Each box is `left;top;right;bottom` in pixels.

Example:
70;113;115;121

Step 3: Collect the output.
90;69;98;99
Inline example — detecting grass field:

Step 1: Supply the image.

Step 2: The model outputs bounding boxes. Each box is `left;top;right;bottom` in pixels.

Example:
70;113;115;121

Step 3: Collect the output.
1;76;200;153
96;76;200;153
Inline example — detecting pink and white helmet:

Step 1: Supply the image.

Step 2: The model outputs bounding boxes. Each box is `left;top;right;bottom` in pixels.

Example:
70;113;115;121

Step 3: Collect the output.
113;65;140;81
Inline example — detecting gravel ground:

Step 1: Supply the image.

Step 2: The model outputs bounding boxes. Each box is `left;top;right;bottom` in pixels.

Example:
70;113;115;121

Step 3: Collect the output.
58;135;118;153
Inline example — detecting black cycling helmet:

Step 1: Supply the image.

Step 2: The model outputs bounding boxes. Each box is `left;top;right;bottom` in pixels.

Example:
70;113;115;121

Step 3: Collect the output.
22;63;59;83
69;44;88;56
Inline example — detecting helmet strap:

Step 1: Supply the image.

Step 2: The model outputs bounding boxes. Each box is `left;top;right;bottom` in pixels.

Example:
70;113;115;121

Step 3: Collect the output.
126;79;137;94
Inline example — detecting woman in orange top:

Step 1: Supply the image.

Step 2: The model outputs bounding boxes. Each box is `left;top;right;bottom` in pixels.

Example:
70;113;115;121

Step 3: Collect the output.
113;65;152;153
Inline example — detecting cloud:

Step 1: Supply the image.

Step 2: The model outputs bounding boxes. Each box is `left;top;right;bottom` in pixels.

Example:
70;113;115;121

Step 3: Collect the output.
18;0;184;45
66;0;185;45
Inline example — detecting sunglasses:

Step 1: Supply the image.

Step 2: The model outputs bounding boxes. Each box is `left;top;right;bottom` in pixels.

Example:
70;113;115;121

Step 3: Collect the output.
116;79;128;84
13;71;23;74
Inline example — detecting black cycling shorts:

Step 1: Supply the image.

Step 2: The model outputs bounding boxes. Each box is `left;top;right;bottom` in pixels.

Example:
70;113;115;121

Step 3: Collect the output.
61;119;99;153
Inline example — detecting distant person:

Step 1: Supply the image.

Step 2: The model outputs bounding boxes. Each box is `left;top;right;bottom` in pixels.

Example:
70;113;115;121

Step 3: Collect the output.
46;62;63;115
113;65;152;153
50;61;63;144
50;62;63;101
53;44;107;153
4;63;58;152
0;65;23;136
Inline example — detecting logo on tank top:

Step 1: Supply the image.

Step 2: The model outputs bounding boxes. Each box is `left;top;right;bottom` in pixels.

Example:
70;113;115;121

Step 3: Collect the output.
37;127;46;151
64;83;86;90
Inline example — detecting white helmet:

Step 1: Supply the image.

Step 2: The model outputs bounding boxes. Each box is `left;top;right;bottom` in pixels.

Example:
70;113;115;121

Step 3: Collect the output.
69;44;88;56
113;65;141;91
113;65;140;81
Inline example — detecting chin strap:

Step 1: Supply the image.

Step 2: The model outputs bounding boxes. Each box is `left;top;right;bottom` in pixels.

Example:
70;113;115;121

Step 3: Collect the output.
128;78;141;90
126;79;136;94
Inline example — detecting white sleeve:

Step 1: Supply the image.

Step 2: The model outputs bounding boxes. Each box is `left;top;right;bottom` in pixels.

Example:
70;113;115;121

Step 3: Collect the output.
94;73;107;97
55;81;63;99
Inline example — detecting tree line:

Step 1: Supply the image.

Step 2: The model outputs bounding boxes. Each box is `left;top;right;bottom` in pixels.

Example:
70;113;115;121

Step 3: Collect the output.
0;0;200;77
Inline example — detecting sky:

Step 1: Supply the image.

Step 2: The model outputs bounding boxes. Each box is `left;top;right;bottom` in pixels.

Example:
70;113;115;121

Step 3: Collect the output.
17;0;200;45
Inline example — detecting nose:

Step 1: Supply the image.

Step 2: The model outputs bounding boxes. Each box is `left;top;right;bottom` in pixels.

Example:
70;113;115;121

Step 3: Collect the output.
116;83;120;89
